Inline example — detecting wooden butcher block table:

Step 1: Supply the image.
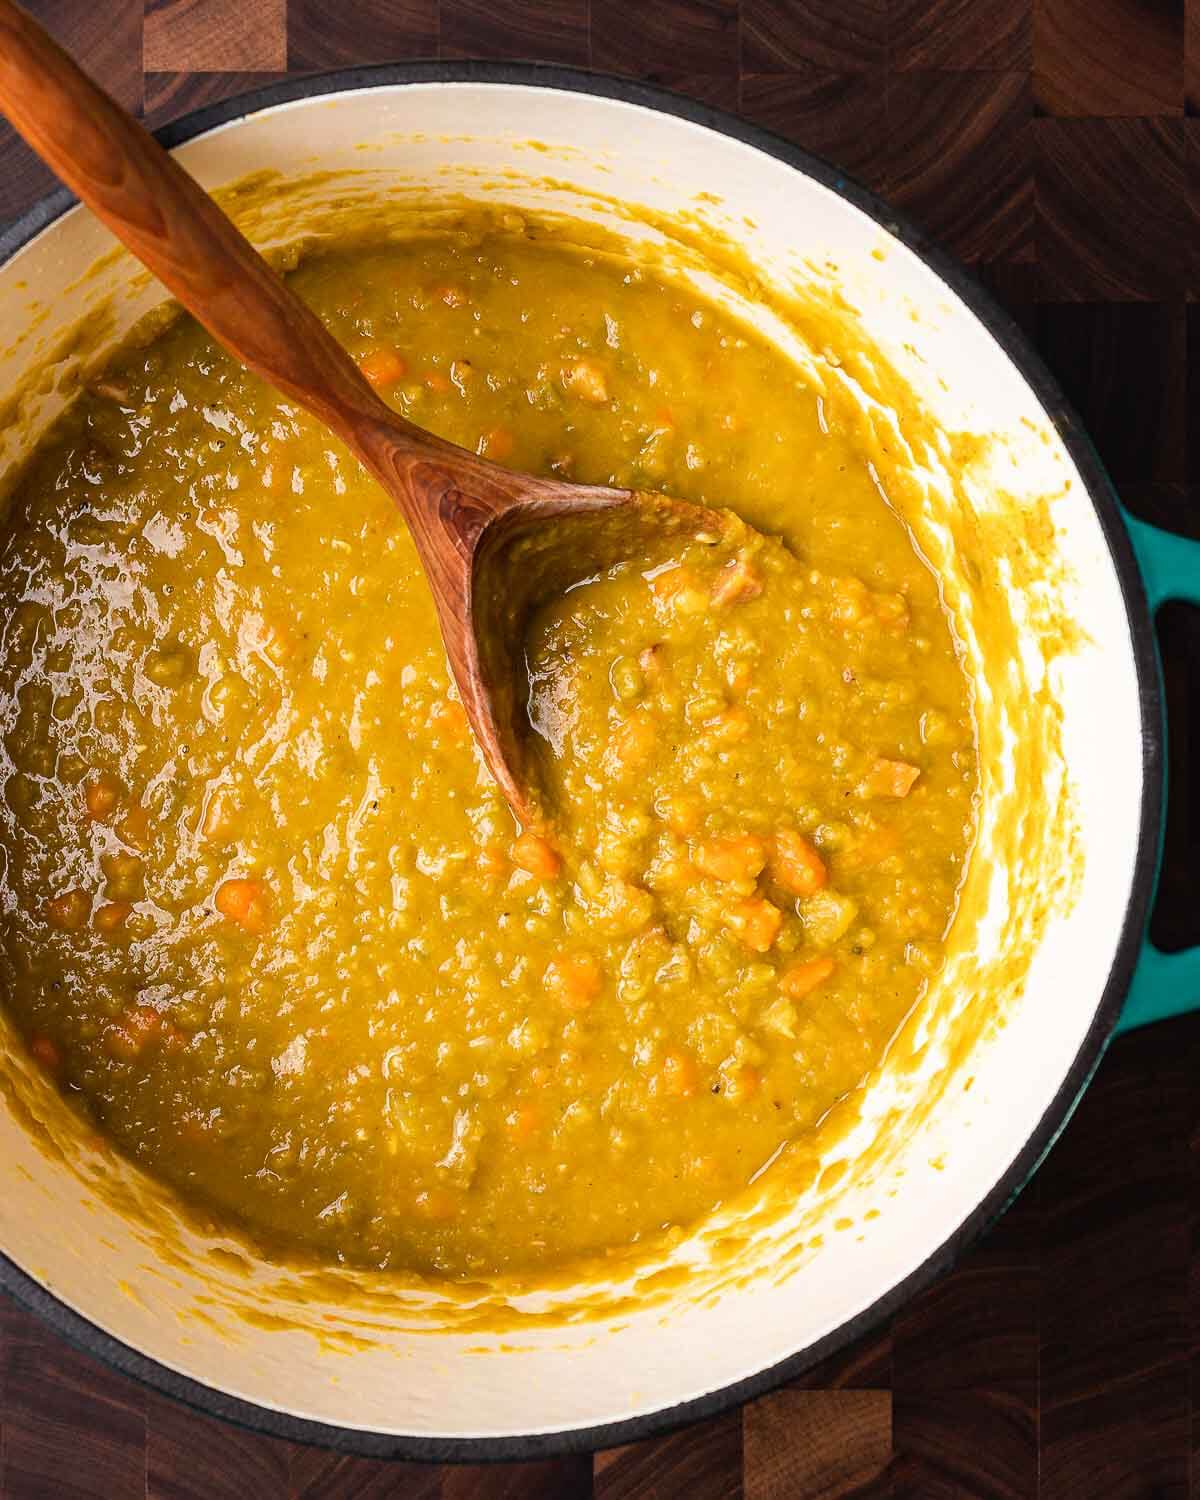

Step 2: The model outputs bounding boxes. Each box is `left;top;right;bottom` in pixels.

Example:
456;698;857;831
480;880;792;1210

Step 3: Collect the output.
0;0;1195;1494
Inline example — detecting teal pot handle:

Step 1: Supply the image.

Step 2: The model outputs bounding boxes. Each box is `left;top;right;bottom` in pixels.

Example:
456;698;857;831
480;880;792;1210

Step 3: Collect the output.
1115;514;1200;1034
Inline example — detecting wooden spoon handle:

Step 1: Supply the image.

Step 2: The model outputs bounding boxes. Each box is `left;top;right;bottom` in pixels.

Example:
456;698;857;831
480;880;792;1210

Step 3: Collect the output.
0;0;432;473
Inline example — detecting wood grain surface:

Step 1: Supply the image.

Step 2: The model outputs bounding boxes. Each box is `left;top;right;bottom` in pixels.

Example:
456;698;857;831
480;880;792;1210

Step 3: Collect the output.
0;1;1197;1495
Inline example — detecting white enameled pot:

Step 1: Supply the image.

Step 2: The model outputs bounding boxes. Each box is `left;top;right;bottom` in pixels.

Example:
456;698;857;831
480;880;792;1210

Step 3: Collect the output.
0;67;1196;1460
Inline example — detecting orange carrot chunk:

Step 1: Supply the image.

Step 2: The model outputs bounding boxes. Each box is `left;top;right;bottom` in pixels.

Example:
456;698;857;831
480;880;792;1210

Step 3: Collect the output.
215;877;270;935
724;1064;761;1103
609;709;658;769
562;358;609;404
429;699;469;737
481;426;514;462
45;889;90;931
659;1048;700;1098
476;844;509;879
829;576;872;628
511;832;562;880
94;901;133;935
725;896;783;953
705;706;751;744
692;835;767;884
638;643;665;676
860;758;921;799
649;566;692;601
873;592;910;631
357;347;408;387
84;774;120;821
544;955;604;1012
656;793;701;836
710;554;764;607
115;803;152;851
780;955;836;1000
414;1188;458;1221
506;1104;539;1143
29;1036;61;1071
104;1005;166;1061
769;830;828;898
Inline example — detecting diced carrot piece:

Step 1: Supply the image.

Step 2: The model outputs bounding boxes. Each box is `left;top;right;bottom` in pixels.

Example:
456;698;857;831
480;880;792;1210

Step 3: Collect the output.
654;406;676;430
638;643;664;676
874;592;910;631
609;709;657;769
659;1048;700;1099
780;955;836;999
544;955;603;1012
725;896;783;953
725;1064;760;1103
829;576;910;632
656;793;701;836
506;1104;539;1144
29;1036;61;1071
435;284;468;307
476;844;509;878
84;774;120;821
829;576;872;628
423;370;452;394
860;758;921;799
414;1187;458;1220
710;554;764;607
115;803;152;851
260;621;293;666
128;1006;162;1039
693;835;767;884
45;889;90;931
214;877;270;934
649;566;691;601
481;426;514;461
769;830;828;898
726;662;752;694
562;358;609;404
511;832;561;880
654;857;698;892
430;699;469;737
94;901;132;935
357;347;408;387
705;706;750;744
105;1004;164;1061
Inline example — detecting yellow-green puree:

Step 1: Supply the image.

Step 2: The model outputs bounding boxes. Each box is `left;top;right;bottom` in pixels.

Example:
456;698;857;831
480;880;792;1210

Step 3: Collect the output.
0;228;976;1276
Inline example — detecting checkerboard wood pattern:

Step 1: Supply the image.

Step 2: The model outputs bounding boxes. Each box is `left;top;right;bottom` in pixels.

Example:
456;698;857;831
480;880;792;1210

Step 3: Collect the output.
0;1;1197;1494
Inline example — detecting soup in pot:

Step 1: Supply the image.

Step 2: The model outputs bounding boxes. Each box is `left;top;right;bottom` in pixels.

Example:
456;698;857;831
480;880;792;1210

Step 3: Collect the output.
0;223;976;1276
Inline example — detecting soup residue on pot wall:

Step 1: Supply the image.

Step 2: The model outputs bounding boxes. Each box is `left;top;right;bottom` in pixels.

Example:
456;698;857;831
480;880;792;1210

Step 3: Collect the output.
0;167;1084;1348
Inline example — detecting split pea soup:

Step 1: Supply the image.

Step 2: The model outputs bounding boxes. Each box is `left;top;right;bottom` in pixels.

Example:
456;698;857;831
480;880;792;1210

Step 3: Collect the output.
0;226;976;1276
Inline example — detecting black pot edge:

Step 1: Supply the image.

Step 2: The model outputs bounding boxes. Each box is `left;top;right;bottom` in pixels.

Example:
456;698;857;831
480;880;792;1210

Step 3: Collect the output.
0;60;1164;1464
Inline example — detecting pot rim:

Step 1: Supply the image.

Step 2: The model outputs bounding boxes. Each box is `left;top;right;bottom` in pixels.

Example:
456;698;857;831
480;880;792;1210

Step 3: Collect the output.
0;60;1163;1463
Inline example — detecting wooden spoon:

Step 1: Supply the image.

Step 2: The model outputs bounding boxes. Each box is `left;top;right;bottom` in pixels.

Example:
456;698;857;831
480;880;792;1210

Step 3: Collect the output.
0;0;736;827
